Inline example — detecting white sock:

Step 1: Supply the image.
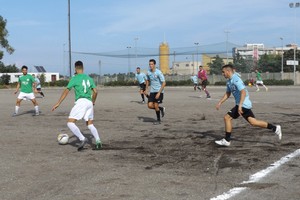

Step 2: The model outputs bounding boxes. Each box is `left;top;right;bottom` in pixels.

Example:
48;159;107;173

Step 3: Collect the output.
67;122;85;141
15;106;20;114
34;106;39;113
88;124;100;141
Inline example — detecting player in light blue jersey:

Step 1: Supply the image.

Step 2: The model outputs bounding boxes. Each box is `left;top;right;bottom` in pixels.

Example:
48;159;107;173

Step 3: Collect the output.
134;67;147;103
190;74;200;91
215;64;282;146
145;59;166;125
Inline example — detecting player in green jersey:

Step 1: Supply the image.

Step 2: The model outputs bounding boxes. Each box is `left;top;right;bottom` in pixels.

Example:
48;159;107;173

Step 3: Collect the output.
52;61;102;151
13;66;39;116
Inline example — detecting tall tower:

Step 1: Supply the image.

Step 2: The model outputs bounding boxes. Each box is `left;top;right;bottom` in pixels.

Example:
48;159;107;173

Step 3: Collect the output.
159;42;170;74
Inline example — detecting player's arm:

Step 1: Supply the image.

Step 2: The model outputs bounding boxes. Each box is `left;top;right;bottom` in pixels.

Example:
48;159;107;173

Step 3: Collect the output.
144;76;149;95
92;87;98;105
14;82;20;94
51;88;70;111
32;81;38;93
238;89;246;115
155;80;166;99
216;92;231;110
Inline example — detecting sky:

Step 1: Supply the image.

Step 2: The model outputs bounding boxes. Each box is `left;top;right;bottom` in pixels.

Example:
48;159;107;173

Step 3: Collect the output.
0;0;299;76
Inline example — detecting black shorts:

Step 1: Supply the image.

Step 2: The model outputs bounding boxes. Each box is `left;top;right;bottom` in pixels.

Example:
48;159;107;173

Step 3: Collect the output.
201;79;208;87
148;92;164;104
37;88;42;92
227;105;255;122
139;83;146;91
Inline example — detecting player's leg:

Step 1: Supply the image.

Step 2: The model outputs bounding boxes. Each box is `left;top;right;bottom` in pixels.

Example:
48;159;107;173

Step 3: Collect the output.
247;116;281;140
29;93;39;115
68;99;88;151
202;80;211;98
215;106;239;146
255;81;260;91
84;103;102;150
140;89;145;103
158;93;165;118
13;98;22;116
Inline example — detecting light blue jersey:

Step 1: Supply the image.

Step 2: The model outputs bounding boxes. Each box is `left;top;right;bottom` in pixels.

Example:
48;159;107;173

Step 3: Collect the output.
190;75;198;84
135;72;146;84
226;73;252;109
147;69;165;93
35;77;41;89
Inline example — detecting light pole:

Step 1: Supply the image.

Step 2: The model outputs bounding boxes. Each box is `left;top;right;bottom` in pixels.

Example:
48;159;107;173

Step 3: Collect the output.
194;42;199;68
68;0;72;77
134;37;139;68
98;60;101;85
127;46;131;75
280;37;284;80
63;43;66;79
289;2;300;85
224;30;230;64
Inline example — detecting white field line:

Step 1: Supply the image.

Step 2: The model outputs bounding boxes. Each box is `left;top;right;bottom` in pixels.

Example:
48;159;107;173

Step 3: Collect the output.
210;149;300;200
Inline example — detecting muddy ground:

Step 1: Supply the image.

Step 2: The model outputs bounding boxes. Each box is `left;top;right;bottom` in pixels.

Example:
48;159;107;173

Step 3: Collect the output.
0;86;299;200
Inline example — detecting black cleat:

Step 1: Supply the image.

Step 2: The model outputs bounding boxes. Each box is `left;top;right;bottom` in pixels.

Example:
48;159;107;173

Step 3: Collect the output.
153;120;161;125
77;138;87;151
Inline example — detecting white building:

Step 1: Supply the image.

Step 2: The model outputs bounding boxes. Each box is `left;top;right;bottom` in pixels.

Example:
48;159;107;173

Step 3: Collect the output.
0;72;60;83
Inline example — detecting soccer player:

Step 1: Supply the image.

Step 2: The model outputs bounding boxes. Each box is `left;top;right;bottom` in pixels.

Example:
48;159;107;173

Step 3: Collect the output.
197;65;211;98
32;74;45;97
52;61;102;151
255;69;268;92
145;59;166;125
134;67;147;103
190;74;200;91
215;64;282;146
13;65;39;116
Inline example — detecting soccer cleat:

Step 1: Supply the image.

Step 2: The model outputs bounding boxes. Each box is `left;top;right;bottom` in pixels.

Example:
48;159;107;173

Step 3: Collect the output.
207;95;211;99
266;88;268;92
12;113;17;117
94;141;102;150
256;88;260;92
77;138;88;151
142;101;145;104
34;112;40;116
215;138;231;147
153;120;161;125
275;125;282;140
161;107;166;118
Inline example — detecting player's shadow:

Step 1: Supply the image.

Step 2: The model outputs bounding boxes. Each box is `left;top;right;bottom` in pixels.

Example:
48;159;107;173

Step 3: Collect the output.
130;100;144;104
137;116;156;123
67;134;95;149
14;110;42;116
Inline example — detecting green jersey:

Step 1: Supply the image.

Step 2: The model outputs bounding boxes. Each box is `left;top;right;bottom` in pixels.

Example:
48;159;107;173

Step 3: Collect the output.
256;71;262;81
18;74;35;93
67;74;96;101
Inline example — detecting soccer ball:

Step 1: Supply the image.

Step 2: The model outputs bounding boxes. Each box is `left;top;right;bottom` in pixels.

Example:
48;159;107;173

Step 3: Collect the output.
57;133;69;145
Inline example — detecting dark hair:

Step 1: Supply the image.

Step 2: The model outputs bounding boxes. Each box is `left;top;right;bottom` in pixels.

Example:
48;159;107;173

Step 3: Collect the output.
136;67;140;69
75;61;83;67
21;65;28;70
222;64;234;70
199;65;203;68
149;59;156;65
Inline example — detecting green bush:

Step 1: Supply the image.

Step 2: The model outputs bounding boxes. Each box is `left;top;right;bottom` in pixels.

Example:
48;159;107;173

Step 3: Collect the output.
214;81;226;85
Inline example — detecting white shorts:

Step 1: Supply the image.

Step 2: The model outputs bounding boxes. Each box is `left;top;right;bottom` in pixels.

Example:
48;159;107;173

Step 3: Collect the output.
256;80;264;85
69;98;94;121
18;92;35;100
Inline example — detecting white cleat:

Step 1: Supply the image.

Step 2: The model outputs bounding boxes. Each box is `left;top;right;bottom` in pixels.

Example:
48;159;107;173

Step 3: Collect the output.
275;125;282;140
215;138;231;147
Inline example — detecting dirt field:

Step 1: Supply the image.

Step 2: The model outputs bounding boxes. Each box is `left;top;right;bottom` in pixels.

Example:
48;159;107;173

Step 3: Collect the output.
0;86;299;200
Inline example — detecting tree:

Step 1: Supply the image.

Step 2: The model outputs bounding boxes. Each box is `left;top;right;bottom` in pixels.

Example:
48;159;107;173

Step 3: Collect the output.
257;54;281;72
0;15;14;60
0;63;20;73
233;53;252;73
208;55;224;75
283;49;300;72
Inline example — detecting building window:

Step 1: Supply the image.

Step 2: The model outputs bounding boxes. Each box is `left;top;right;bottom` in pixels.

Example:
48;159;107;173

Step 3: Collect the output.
186;64;189;67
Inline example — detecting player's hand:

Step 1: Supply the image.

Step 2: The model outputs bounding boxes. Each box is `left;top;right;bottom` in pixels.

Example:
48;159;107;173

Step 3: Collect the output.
238;106;243;115
216;102;221;110
155;92;160;99
51;103;60;111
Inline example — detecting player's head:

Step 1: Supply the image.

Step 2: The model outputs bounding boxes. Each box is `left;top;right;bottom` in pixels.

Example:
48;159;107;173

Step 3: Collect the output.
136;67;141;73
74;61;84;74
32;74;35;77
21;65;28;75
222;64;234;78
149;59;156;71
199;65;203;70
